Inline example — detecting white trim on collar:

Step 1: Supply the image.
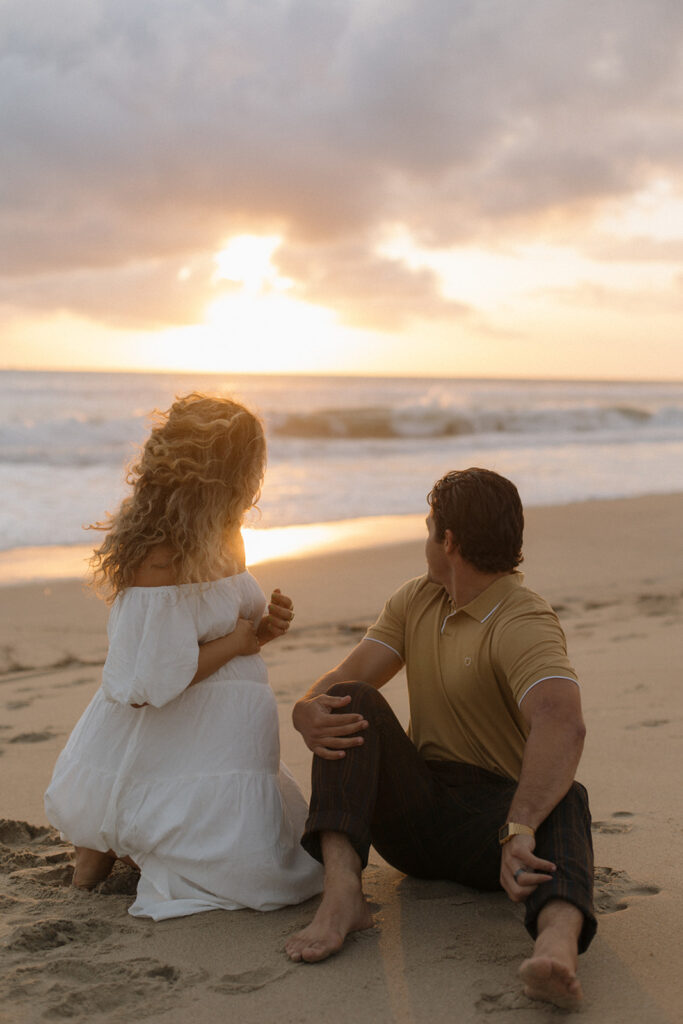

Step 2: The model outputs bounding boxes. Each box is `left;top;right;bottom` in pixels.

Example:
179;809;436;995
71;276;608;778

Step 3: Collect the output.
440;610;457;634
479;600;503;624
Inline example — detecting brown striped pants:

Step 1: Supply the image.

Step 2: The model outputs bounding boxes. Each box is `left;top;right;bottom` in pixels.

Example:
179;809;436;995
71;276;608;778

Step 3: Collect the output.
301;682;596;952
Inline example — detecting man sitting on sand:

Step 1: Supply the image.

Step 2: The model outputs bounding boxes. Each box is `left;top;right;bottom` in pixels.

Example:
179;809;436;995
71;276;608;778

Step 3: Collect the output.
286;468;595;1010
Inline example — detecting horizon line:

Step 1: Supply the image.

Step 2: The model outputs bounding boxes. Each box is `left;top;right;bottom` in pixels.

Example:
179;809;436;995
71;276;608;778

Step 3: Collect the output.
2;366;682;386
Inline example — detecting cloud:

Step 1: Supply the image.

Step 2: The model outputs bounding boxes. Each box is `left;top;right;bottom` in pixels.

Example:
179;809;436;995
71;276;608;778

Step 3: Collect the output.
0;255;218;328
276;238;471;329
1;0;682;330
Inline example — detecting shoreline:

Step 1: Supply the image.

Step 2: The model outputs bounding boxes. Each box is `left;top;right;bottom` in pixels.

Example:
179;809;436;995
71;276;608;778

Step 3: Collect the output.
0;514;426;587
1;491;682;587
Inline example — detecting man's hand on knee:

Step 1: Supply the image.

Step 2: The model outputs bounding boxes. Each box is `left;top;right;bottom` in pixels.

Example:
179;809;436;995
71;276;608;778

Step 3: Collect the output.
292;693;368;759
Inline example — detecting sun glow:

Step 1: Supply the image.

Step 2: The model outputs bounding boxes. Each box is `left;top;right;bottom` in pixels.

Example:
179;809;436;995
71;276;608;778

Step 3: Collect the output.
200;234;345;372
203;291;338;370
213;235;290;294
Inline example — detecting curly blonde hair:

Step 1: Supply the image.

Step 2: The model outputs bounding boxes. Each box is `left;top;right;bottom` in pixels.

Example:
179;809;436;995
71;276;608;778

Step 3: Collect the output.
88;392;266;599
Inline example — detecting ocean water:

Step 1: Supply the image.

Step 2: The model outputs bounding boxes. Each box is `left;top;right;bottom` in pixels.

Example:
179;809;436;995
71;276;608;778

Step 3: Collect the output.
2;369;683;557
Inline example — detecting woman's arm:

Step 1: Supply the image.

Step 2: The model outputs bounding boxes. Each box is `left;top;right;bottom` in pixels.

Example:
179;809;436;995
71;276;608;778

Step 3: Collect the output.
189;617;261;686
131;617;260;706
127;536;259;707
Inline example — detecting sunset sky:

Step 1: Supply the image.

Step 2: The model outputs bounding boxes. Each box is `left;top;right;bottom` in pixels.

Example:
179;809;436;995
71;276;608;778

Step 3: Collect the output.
1;0;682;380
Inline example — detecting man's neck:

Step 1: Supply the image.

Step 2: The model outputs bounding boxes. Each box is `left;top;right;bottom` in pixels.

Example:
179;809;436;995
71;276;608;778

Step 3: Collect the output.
447;568;514;610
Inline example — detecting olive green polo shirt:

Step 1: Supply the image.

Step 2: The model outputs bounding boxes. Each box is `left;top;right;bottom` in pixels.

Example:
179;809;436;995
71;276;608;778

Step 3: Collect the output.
365;571;579;780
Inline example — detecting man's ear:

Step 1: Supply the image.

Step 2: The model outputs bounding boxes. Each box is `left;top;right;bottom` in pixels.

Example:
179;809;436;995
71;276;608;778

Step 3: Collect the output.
444;529;457;554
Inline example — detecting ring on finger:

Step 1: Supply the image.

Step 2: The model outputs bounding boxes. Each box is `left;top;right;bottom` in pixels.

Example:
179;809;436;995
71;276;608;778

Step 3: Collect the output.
513;867;527;882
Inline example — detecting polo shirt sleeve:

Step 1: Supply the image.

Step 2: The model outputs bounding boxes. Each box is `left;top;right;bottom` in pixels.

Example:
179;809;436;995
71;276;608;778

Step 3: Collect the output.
364;578;417;662
492;597;579;706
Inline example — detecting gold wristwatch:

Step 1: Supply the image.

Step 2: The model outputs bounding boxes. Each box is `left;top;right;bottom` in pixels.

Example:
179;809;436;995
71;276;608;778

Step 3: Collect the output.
498;822;535;846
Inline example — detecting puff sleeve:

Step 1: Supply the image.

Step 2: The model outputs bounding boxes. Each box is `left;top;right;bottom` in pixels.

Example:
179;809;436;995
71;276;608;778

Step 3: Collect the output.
101;588;200;708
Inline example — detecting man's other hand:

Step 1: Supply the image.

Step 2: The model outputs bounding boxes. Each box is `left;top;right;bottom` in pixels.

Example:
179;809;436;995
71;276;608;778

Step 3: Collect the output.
292;693;368;759
500;832;556;903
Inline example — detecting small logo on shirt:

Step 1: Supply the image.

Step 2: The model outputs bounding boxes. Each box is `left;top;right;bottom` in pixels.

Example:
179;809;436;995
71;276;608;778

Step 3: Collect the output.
464;656;472;666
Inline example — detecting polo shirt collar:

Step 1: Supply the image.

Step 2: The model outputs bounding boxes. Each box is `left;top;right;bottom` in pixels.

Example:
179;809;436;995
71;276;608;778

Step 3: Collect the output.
458;571;525;623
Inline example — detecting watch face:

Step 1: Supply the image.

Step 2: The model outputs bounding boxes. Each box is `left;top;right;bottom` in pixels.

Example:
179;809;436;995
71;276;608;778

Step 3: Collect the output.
499;823;533;845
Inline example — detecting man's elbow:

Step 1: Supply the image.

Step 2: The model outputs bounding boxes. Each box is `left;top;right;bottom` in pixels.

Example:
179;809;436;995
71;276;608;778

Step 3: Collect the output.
573;717;587;752
533;706;586;747
563;714;586;755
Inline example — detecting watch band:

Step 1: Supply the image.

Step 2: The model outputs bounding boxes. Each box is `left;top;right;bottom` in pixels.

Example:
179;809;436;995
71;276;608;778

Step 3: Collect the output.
498;822;535;846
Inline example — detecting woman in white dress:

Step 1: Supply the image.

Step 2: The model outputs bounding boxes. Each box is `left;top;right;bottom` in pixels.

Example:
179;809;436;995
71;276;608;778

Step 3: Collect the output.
45;392;323;920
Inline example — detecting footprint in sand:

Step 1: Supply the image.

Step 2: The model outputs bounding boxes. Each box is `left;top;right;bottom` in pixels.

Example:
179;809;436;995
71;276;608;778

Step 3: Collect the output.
4;956;201;1020
592;812;634;835
625;719;670;729
1;848;70;871
9;863;74;887
637;594;679;617
594;866;661;914
593;819;634;835
6;917;113;952
583;600;612;611
54;675;98;689
8;730;57;744
211;965;293;994
0;820;53;844
337;624;369;637
0;894;22;911
475;989;532;1013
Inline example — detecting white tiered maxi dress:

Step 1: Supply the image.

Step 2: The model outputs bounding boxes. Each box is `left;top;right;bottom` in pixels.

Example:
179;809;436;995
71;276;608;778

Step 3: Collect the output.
44;572;323;920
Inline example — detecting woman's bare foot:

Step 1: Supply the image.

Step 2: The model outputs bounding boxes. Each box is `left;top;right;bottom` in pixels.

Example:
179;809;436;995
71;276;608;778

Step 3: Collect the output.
519;900;583;1010
285;833;374;963
72;847;116;889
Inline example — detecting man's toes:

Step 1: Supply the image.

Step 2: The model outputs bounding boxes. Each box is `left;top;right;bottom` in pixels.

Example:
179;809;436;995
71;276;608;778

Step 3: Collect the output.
300;942;332;964
285;939;305;962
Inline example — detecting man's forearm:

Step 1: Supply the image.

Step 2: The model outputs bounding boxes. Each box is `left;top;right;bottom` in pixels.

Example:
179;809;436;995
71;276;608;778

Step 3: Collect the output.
298;665;357;702
507;714;586;829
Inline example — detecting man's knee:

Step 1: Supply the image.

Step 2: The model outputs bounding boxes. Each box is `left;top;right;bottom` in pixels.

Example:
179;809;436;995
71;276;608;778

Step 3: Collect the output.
326;680;387;713
567;781;592;823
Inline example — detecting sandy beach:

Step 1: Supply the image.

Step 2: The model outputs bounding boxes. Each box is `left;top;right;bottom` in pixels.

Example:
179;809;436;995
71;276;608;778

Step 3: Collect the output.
1;493;681;1023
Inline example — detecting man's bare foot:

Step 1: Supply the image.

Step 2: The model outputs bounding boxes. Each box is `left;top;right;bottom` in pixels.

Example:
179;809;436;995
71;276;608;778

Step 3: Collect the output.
286;832;373;963
520;900;584;1010
72;847;116;889
520;955;583;1010
286;867;373;963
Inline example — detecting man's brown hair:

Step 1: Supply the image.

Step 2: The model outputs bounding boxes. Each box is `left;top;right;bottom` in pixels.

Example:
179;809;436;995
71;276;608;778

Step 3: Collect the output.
428;468;524;573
